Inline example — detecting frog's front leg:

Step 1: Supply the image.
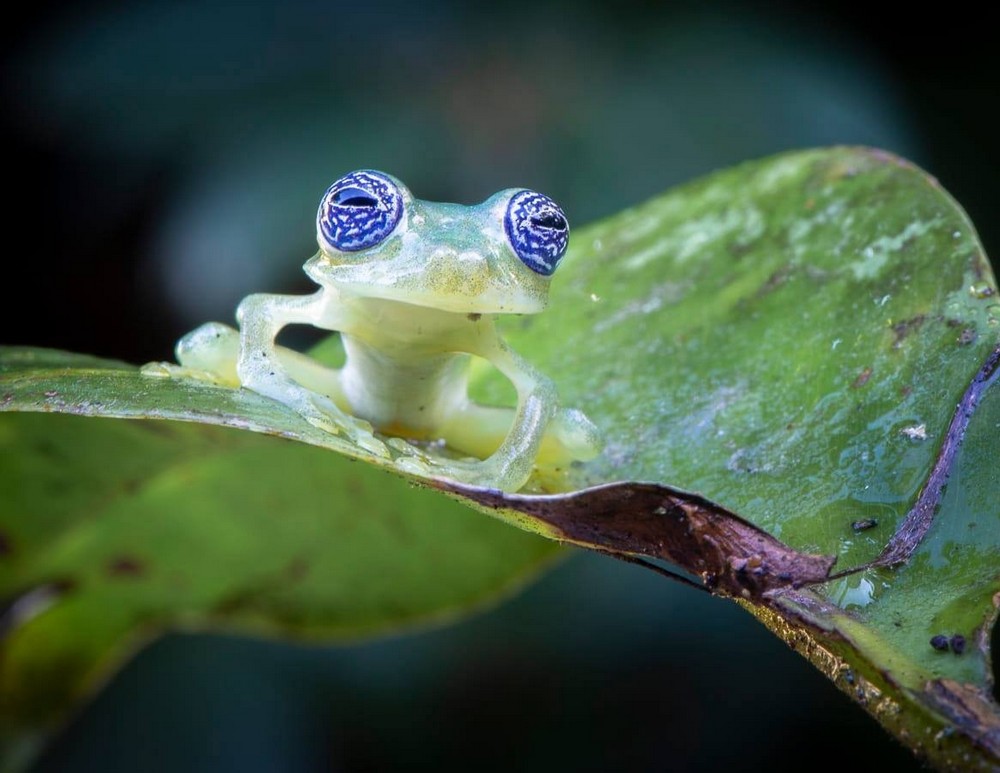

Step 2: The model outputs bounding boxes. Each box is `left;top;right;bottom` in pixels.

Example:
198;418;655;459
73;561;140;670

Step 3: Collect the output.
431;339;581;491
234;290;388;456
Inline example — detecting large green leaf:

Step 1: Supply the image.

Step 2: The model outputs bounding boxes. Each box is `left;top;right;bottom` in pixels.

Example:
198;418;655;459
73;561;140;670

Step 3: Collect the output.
0;370;560;767
2;147;998;769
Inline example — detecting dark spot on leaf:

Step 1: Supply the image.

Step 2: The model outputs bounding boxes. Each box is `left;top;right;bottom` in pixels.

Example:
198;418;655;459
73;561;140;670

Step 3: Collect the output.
950;634;966;655
467;313;482;322
851;367;873;388
851;518;878;532
0;532;10;557
729;239;755;259
51;578;78;594
891;314;926;348
1;393;12;406
137;422;183;439
285;557;310;581
930;634;950;651
108;556;145;578
957;327;977;346
121;478;144;496
755;265;791;296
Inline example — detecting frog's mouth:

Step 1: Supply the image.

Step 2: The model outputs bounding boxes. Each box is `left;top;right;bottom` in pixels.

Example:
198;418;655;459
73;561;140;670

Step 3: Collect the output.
306;253;550;315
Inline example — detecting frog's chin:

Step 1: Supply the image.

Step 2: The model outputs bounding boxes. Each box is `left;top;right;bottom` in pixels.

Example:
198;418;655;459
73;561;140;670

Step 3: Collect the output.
330;279;547;315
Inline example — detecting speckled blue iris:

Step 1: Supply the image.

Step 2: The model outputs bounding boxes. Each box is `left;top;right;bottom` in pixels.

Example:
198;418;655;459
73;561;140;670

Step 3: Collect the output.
504;190;569;276
318;171;403;252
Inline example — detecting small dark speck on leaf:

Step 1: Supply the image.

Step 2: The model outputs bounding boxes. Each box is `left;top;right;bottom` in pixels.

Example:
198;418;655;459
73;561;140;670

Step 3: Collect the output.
49;577;78;595
930;634;950;651
891;314;926;348
729;240;754;259
852;367;873;388
851;518;878;532
1;393;12;406
467;313;482;322
957;327;977;346
756;266;790;295
949;634;966;654
0;532;10;556
108;556;145;578
285;557;310;581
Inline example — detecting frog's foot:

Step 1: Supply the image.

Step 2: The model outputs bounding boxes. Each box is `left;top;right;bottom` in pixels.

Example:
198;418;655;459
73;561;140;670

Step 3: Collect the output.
266;388;389;458
174;322;241;386
394;450;534;492
541;407;602;465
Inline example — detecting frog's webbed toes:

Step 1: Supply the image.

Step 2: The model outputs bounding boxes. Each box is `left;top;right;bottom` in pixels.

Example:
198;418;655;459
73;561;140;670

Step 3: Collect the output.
345;424;391;458
301;392;390;458
552;407;603;460
394;451;531;492
534;407;602;466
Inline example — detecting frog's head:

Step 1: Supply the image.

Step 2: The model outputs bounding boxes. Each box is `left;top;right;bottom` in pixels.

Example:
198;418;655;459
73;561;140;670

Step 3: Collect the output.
307;170;570;314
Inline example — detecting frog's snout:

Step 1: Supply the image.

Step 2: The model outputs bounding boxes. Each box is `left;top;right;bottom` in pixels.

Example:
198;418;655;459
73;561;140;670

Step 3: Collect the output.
430;246;487;268
426;247;489;296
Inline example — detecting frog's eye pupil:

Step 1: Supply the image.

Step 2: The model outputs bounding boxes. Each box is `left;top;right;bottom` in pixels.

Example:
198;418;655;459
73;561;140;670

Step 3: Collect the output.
318;171;403;252
530;212;567;231
504;190;570;276
332;187;378;208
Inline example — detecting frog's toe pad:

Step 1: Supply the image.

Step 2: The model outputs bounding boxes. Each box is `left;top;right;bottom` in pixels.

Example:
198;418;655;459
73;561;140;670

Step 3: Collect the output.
551;408;603;460
175;322;240;385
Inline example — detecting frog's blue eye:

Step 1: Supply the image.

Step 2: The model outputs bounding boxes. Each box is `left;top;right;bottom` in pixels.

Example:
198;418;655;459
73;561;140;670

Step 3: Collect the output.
504;190;569;276
318;170;403;252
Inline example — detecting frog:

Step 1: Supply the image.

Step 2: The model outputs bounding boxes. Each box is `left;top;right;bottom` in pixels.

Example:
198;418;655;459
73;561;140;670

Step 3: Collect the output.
164;169;601;492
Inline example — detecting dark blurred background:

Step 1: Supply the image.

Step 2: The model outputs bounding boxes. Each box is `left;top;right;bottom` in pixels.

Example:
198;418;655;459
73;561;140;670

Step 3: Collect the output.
2;1;997;770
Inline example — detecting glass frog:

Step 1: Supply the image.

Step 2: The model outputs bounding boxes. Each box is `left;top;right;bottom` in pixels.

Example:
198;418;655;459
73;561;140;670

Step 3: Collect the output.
164;170;601;492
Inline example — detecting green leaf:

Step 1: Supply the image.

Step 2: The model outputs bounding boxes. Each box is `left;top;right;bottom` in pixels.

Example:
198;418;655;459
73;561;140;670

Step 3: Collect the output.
2;147;999;768
0;391;560;765
467;147;1000;766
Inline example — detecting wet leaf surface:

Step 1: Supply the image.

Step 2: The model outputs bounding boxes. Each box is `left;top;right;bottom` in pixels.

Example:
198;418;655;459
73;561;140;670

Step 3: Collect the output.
2;147;998;769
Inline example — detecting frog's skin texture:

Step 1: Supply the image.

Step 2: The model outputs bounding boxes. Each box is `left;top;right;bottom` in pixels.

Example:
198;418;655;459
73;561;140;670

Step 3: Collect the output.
170;170;601;491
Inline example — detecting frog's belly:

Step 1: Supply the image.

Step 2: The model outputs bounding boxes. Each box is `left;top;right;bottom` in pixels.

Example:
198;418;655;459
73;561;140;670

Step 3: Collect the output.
339;336;469;437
